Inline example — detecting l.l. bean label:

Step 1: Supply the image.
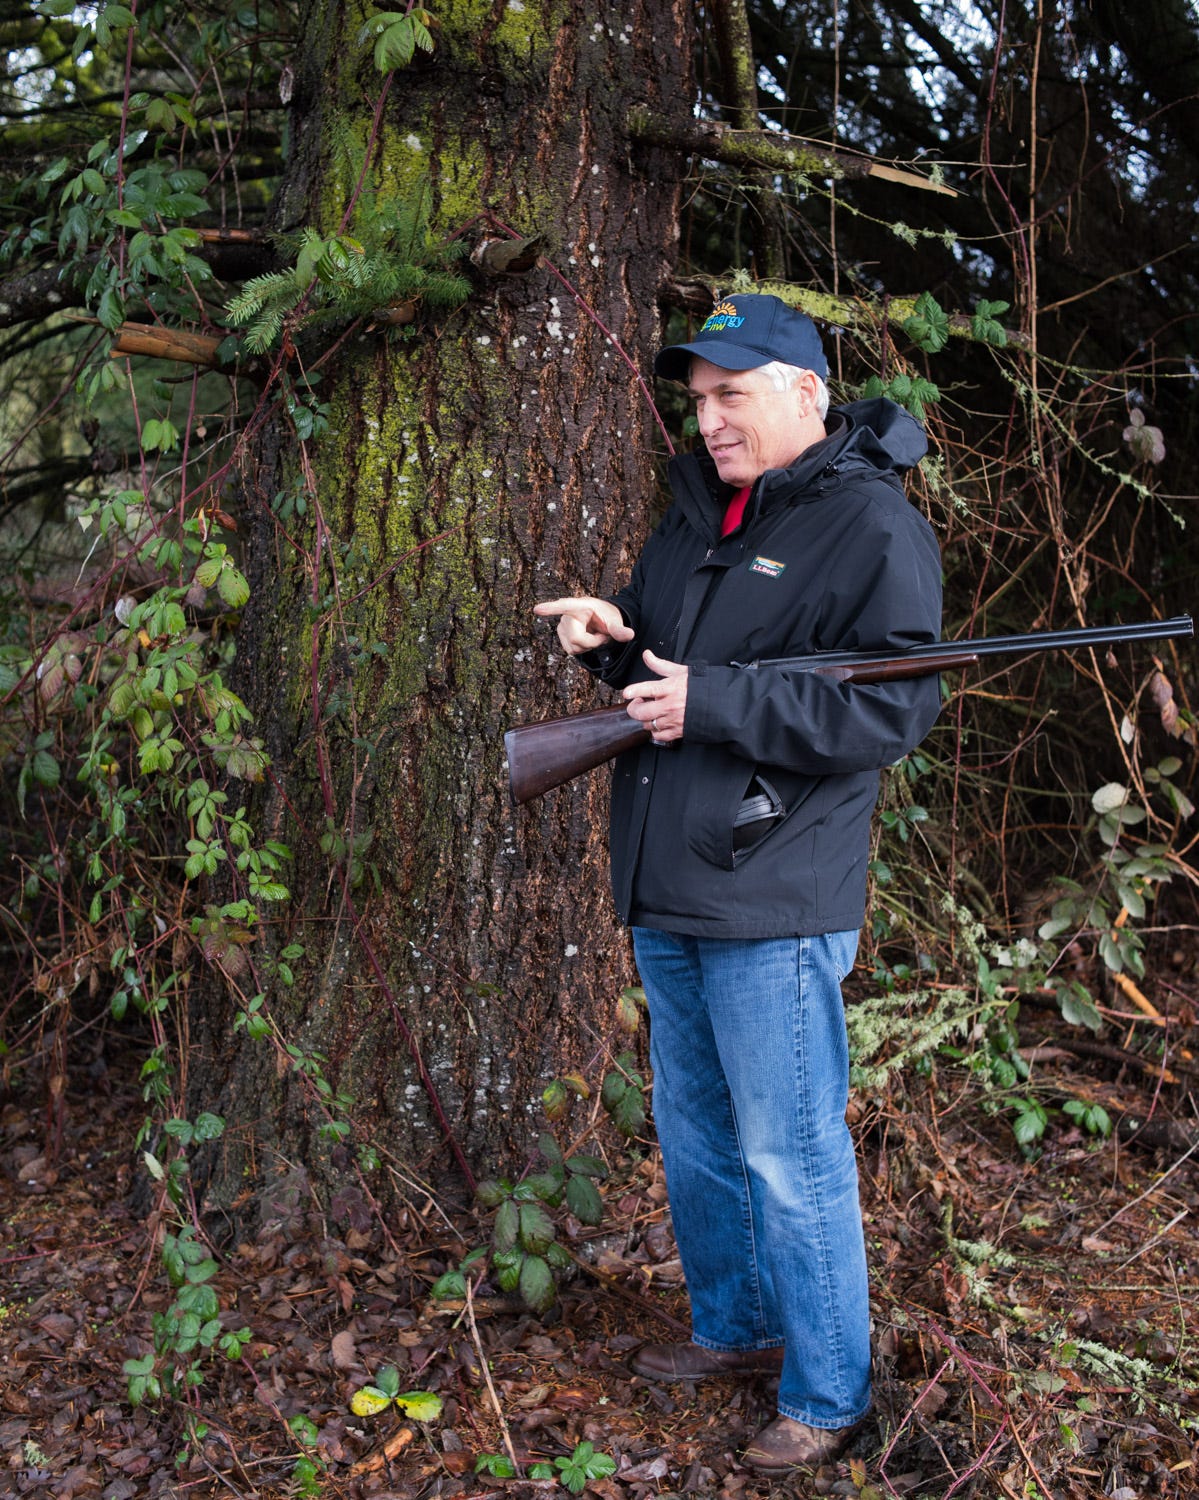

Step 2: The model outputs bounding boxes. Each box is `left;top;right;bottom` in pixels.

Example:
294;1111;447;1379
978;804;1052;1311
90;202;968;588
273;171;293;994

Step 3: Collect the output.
749;555;786;578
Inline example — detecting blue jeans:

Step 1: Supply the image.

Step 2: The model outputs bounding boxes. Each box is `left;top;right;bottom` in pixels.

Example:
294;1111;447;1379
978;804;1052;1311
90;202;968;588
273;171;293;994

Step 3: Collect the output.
632;927;870;1430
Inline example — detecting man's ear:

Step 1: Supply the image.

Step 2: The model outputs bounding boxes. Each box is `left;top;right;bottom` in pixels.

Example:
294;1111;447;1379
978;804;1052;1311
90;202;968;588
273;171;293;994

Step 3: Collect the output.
795;370;821;419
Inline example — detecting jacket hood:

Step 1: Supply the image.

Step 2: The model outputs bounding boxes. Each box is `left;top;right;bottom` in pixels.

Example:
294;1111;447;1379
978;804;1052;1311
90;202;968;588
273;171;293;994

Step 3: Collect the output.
825;397;928;475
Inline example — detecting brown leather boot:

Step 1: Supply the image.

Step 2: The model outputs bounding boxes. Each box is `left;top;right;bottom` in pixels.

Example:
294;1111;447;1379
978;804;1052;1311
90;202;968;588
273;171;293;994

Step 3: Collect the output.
742;1414;861;1473
631;1341;784;1381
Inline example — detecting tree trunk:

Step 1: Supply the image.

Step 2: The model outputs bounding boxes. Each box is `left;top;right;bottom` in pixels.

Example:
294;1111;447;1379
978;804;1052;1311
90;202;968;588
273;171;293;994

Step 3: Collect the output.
191;0;692;1224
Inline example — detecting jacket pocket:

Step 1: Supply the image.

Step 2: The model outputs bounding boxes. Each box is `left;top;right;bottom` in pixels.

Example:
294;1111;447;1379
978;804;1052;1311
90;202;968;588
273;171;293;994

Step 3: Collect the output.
731;774;786;857
686;759;761;871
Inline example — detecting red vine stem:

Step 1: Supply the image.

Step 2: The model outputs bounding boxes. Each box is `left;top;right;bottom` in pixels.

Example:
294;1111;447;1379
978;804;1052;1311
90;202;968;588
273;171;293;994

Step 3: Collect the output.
482;210;676;458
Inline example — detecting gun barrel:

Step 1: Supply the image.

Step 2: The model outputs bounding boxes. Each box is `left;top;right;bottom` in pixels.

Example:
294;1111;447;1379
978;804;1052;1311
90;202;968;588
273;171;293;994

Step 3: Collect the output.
747;614;1193;672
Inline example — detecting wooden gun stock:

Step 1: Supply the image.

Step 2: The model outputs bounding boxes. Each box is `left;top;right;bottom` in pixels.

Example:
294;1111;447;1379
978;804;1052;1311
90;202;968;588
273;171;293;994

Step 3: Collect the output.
505;615;1193;806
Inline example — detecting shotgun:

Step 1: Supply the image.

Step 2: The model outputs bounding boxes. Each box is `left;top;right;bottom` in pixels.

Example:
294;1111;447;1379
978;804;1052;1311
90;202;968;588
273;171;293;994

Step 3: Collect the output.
505;614;1193;805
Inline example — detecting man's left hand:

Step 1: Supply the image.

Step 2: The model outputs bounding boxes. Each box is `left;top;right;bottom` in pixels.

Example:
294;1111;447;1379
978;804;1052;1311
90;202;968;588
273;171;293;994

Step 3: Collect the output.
622;650;688;743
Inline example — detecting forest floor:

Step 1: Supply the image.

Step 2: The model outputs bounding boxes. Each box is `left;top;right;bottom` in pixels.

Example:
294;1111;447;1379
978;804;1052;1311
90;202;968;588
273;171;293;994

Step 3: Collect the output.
2;971;1198;1500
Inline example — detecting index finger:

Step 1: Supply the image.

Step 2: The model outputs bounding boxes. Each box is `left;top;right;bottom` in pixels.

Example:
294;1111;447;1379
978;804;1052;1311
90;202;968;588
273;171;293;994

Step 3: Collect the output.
533;598;593;620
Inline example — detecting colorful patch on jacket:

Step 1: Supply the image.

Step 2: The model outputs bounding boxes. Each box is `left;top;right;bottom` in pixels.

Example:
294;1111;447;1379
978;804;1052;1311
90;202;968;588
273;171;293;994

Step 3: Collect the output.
749;555;786;578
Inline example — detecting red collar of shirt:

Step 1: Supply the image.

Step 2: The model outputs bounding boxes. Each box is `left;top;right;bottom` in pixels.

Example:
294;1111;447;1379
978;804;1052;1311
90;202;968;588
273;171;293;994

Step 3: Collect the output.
721;485;751;536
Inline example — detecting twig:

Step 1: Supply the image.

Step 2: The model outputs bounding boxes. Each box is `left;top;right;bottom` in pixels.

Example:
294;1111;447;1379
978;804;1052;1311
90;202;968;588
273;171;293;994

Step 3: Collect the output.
464;1275;520;1475
1114;1207;1189;1269
1091;1136;1199;1239
557;1243;691;1334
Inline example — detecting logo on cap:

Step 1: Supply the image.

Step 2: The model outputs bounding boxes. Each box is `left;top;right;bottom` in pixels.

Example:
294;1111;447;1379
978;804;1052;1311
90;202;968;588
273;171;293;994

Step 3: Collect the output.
700;301;745;334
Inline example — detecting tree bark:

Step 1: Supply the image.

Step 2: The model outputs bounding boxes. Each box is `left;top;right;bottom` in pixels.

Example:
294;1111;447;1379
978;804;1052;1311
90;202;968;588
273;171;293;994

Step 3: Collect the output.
191;0;692;1222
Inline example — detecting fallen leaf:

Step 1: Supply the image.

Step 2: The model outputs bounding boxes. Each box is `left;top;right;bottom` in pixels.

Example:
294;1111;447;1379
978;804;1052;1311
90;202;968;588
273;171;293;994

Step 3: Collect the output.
331;1328;358;1369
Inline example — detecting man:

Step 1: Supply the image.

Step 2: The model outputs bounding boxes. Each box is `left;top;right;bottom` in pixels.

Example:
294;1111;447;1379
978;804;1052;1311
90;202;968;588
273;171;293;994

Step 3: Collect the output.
534;294;942;1474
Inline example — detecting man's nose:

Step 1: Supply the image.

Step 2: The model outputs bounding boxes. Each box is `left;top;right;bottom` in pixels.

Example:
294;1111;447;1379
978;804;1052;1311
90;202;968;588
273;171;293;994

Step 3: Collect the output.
698;403;724;436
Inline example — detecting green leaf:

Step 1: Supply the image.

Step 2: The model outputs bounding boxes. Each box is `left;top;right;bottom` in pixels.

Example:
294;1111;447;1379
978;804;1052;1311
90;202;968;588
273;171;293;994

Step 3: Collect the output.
565;1174;603;1226
600;1070;625;1111
474;1452;517;1478
395;1390;442;1421
430;1270;466;1299
971;298;1010;346
1098;931;1124;972
217;566;250;609
374;16;418;71
493;1197;519;1252
350;1385;390;1416
145;98;177;132
1092;782;1128;814
517;1201;555;1255
518;1252;555;1312
1012;1103;1047;1145
557;1441;617;1493
610;1084;646;1137
141;417;179;453
477;1178;510;1209
514;1170;562;1203
491;1248;523;1293
1058;987;1102;1032
903;291;950;353
193;1112;225;1141
31;749;60;788
566;1152;607;1179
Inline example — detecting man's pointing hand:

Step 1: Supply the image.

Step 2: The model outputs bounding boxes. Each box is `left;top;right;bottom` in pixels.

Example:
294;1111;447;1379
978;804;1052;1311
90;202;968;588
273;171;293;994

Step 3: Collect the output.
534;597;635;656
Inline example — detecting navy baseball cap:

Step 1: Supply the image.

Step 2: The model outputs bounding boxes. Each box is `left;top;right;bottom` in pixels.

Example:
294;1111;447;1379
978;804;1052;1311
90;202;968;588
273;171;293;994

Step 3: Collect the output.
655;293;828;382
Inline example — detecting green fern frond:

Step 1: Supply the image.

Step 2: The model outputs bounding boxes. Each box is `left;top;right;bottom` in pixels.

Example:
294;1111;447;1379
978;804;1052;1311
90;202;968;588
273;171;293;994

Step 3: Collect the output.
222;180;469;352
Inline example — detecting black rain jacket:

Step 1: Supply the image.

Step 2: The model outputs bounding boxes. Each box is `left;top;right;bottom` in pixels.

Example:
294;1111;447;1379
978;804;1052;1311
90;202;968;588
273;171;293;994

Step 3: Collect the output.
583;397;943;938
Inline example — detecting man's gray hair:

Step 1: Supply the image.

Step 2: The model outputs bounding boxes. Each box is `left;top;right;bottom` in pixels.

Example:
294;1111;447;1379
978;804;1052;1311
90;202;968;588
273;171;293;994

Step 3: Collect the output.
756;359;831;419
